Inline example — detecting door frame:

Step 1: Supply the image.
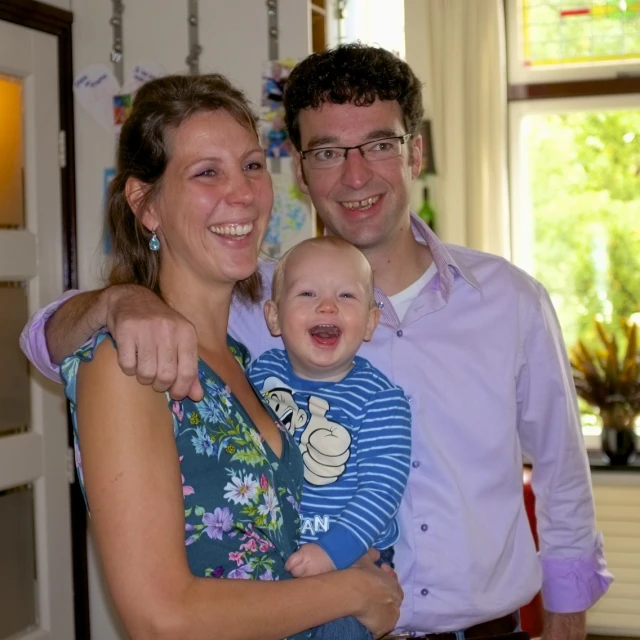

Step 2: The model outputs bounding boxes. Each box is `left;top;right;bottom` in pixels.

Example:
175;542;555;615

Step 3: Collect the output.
0;2;86;638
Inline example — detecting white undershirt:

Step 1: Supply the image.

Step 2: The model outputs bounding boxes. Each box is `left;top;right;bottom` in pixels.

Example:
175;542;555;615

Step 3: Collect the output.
388;262;438;322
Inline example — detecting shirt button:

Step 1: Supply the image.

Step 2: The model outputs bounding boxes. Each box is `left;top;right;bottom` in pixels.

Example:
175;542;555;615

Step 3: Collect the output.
396;329;403;337
421;524;428;532
412;460;420;468
407;394;412;402
377;301;385;309
421;588;429;596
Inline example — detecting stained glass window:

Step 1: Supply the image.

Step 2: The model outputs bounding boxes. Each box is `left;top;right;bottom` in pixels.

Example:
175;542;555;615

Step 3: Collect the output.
521;0;640;66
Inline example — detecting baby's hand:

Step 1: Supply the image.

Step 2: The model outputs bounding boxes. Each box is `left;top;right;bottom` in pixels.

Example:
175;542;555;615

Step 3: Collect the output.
285;543;337;578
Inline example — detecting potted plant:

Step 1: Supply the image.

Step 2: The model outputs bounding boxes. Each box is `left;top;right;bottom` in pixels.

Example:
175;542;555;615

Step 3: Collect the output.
569;318;640;465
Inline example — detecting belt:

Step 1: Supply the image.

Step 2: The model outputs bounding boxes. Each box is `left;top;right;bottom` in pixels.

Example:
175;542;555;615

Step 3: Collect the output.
383;611;521;640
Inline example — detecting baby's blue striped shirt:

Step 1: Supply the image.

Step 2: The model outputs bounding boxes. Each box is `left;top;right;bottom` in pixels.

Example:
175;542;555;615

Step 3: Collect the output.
248;348;412;570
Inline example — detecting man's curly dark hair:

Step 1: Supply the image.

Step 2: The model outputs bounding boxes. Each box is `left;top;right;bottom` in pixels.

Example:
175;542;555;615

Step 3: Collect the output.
283;43;424;151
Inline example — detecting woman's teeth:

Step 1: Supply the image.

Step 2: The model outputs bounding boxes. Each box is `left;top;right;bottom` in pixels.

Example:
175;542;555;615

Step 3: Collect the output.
209;222;254;237
341;195;381;211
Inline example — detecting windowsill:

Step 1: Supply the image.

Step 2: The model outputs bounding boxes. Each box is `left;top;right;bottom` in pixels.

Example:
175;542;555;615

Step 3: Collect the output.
588;450;640;472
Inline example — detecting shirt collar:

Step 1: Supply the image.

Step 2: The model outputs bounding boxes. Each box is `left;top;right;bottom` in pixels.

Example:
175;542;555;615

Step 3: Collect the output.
408;212;481;299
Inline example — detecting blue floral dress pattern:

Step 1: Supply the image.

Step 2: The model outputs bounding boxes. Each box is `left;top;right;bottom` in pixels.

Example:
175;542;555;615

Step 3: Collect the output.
61;331;315;640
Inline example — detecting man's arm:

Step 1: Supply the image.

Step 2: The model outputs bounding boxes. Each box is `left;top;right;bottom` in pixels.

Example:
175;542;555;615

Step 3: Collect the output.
516;283;613;633
315;388;412;570
20;288;85;382
45;289;110;366
544;611;586;640
21;284;202;400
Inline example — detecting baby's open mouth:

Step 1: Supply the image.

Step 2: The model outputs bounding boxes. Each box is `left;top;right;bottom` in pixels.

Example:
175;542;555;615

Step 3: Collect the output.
309;324;342;346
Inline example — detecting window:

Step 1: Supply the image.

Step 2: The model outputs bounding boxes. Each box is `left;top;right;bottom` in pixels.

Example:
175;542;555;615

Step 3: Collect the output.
522;0;640;67
507;0;640;82
506;0;640;448
325;0;405;58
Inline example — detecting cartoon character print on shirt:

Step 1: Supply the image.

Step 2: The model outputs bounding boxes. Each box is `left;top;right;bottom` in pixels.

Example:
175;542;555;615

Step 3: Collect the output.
300;395;352;486
261;377;308;437
260;377;352;486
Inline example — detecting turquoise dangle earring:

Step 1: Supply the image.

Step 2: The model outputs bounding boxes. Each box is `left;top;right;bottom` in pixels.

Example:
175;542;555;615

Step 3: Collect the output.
149;231;160;252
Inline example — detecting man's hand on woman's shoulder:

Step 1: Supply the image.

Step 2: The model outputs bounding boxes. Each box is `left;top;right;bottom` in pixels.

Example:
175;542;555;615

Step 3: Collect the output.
102;284;203;401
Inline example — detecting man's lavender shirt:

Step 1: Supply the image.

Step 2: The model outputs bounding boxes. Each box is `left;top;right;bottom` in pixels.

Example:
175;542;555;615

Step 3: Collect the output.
21;215;612;633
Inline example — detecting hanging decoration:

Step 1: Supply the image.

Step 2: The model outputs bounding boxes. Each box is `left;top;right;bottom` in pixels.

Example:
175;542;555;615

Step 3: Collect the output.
186;0;202;75
261;59;295;162
266;0;279;63
259;0;313;259
110;0;124;85
73;0;165;136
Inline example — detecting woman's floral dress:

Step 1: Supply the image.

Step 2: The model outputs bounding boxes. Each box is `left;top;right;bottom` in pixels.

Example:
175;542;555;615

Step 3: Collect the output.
61;331;315;640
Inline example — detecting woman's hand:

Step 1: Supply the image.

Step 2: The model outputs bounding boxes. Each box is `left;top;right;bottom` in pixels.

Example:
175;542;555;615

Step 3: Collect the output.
349;553;403;639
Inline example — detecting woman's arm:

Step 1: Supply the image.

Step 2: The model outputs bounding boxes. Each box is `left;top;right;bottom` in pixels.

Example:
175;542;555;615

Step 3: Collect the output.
77;341;401;640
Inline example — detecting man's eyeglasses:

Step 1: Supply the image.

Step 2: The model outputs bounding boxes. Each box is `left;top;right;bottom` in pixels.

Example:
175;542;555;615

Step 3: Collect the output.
300;134;412;170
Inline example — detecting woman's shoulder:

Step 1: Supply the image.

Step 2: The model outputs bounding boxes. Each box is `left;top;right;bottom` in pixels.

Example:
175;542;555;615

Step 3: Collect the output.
60;330;116;403
61;330;165;418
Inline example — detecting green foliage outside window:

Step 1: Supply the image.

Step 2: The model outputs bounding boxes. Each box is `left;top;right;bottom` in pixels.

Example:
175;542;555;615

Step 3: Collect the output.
526;110;640;353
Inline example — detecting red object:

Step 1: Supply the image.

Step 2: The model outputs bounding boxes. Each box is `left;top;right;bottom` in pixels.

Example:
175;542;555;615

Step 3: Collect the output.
520;467;544;638
560;8;591;16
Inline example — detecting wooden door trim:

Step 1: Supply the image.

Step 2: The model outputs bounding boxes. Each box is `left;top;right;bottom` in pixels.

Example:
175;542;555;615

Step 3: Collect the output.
0;0;77;291
0;3;87;640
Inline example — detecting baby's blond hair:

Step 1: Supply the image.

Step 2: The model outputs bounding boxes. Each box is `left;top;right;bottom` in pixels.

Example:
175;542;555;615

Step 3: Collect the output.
270;236;375;306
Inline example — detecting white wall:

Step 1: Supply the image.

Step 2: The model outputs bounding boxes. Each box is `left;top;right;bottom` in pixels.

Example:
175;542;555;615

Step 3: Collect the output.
68;2;312;638
44;0;71;10
72;0;311;291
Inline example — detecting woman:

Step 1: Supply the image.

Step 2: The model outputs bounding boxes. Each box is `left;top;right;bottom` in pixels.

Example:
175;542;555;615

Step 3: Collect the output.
60;74;401;640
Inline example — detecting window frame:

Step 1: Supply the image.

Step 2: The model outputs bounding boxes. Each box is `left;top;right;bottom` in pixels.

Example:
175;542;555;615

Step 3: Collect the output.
509;94;640;451
508;91;640;276
506;0;640;450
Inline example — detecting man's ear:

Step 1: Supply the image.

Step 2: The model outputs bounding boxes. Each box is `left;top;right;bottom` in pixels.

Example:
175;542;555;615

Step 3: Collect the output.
125;177;158;231
264;299;282;337
410;133;423;180
293;152;310;196
363;306;380;342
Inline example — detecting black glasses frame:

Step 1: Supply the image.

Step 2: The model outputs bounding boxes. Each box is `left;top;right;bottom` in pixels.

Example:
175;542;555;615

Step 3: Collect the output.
300;133;412;164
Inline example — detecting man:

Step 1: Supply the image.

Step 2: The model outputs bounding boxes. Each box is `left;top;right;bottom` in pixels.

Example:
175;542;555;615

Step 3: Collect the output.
22;44;611;639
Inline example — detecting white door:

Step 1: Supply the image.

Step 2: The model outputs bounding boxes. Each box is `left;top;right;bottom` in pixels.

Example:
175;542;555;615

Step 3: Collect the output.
0;20;75;639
